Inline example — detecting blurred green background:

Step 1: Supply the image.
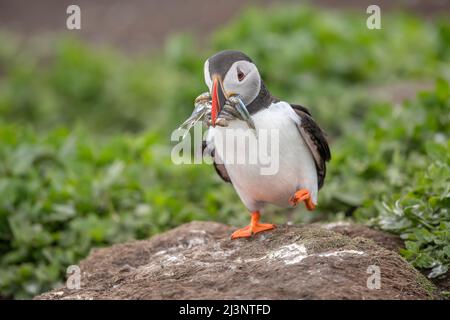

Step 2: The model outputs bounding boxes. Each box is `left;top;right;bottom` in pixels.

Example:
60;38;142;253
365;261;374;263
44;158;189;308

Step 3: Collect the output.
0;0;449;298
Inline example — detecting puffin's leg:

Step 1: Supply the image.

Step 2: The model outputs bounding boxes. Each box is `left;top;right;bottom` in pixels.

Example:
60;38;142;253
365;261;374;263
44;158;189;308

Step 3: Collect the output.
231;211;275;239
289;188;316;210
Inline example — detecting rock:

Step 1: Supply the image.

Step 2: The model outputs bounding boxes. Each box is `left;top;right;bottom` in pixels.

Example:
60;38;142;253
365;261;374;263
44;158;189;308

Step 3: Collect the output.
319;221;405;252
35;221;439;300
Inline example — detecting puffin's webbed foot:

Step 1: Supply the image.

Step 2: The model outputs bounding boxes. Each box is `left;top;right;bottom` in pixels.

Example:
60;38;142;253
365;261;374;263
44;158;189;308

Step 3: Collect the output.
231;211;275;239
289;188;316;210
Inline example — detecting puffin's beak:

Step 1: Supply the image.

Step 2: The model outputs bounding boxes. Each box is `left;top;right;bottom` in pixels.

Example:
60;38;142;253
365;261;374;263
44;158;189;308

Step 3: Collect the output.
211;75;227;127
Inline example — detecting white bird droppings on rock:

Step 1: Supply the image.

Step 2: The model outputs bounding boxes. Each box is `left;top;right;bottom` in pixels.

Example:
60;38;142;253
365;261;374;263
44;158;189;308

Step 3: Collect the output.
239;243;365;265
267;243;309;265
164;253;186;264
321;221;352;229
189;229;207;235
318;250;365;258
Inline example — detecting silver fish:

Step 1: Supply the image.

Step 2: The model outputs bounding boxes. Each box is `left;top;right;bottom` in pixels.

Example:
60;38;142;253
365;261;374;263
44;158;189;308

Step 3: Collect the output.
178;92;212;140
227;95;256;130
178;93;255;140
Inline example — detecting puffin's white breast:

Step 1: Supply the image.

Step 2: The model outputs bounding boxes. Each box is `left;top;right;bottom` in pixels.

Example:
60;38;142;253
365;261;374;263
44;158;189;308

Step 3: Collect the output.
207;101;318;212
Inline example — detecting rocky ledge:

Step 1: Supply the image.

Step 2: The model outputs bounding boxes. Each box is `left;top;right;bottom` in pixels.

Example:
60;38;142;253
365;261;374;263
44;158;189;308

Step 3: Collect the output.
35;221;439;300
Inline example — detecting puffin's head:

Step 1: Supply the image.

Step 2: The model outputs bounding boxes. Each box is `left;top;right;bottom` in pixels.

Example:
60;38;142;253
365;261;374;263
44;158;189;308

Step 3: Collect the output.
204;50;261;126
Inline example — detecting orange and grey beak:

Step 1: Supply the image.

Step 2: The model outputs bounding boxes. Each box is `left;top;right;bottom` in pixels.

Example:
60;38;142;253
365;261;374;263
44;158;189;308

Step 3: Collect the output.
211;75;227;127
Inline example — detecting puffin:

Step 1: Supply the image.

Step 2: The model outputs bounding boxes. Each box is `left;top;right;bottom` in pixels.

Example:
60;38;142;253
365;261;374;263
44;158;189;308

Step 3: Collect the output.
201;50;331;239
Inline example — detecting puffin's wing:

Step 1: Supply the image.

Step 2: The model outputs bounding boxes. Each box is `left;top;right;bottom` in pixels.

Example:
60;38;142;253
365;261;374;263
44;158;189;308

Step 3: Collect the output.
202;141;232;183
291;104;331;189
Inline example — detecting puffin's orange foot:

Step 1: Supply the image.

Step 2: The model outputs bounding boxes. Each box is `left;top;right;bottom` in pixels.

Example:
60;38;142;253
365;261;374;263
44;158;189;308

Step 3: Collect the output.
289;188;316;211
231;226;251;239
231;223;275;239
230;212;275;239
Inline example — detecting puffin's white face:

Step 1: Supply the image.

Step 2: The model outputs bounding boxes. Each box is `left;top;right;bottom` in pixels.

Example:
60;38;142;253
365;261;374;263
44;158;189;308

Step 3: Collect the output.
204;60;261;106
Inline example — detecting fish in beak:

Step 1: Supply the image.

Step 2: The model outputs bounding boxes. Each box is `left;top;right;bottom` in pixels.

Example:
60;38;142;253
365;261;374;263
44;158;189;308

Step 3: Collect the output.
211;75;227;127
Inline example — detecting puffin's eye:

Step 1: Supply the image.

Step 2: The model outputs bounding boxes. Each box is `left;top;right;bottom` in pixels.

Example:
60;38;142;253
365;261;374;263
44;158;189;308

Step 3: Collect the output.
237;67;245;82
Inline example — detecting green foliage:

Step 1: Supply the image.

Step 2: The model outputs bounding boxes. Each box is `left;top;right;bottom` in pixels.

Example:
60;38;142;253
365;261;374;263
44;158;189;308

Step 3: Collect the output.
0;5;449;298
1;6;449;137
383;161;449;278
321;79;449;278
0;125;246;298
0;35;205;134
